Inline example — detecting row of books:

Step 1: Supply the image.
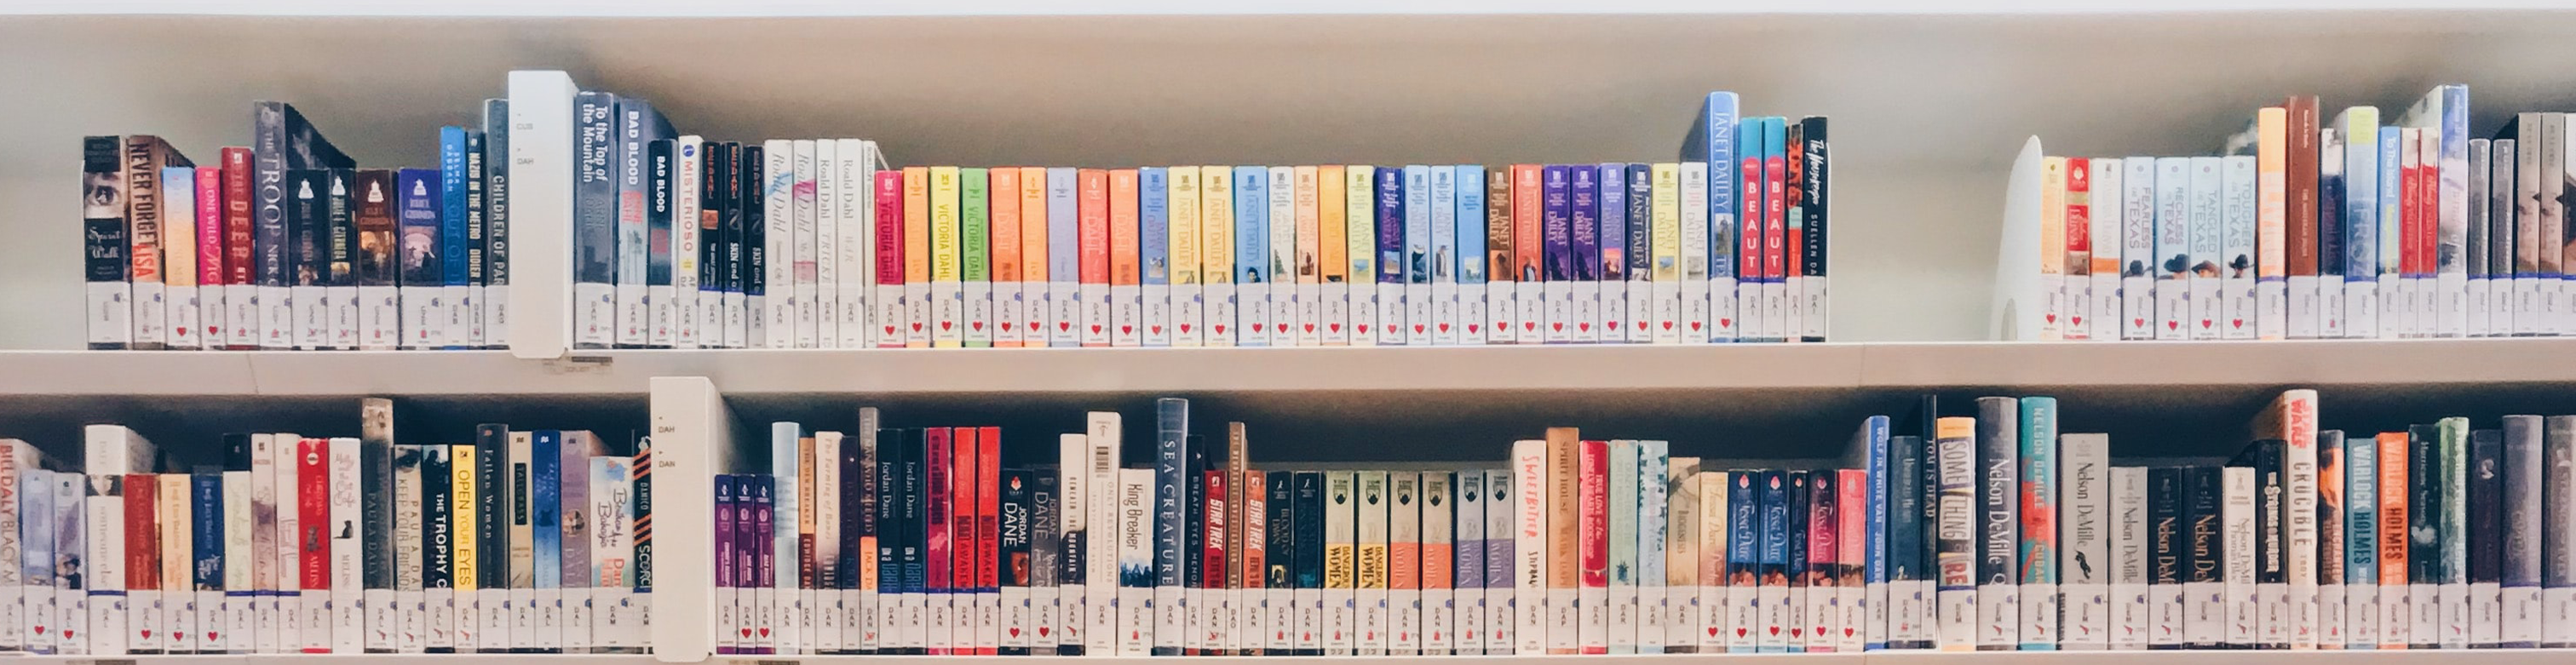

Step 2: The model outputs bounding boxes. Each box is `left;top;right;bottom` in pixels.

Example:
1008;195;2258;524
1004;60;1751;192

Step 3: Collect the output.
2021;85;2576;341
571;92;1828;349
0;407;651;655
80;103;512;351
697;392;2576;656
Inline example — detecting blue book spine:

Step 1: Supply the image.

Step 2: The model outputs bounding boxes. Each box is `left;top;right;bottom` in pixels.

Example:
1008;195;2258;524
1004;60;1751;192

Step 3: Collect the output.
194;469;223;593
1430;166;1457;288
1047;167;1079;282
1153;398;1188;656
2348;117;2383;289
441;126;473;294
1377;168;1405;285
572;93;618;290
2348;430;2378;614
1758;469;1789;652
1542;166;1573;284
1863;415;1890;650
533;430;562;590
1699;93;1741;282
1404;165;1432;285
1141;168;1170;288
1627;164;1653;283
2018;398;2058;651
1458;166;1487;285
17;468;45;651
615;99;658;294
1570;166;1600;284
1236;166;1269;286
1725;471;1759;652
1599;164;1627;284
2378;126;2403;290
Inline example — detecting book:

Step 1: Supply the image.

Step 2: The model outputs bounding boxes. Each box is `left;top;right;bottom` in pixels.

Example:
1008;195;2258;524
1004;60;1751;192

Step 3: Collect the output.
2061;433;2110;649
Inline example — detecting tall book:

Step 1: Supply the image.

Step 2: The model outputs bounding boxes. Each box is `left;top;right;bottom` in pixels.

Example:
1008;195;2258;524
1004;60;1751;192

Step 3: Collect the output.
2348;433;2381;649
1509;442;1544;655
1934;417;1976;651
1975;398;2020;650
2502;416;2544;648
2019;398;2060;650
2061;433;2110;649
2225;467;2259;647
2252;389;2322;648
2110;467;2149;651
1544;429;1578;653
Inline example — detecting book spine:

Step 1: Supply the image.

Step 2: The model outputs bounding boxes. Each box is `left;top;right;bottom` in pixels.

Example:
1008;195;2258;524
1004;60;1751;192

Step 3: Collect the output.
328;440;360;652
1803;470;1835;652
1152;400;1187;655
1974;398;2019;650
2018;398;2059;649
1758;469;1790;652
421;444;453;652
453;444;482;651
1389;473;1421;656
2440;418;2471;647
1276;165;1305;347
1294;472;1325;656
1636;442;1669;654
2182;467;2222;649
1115;468;1152;655
1052;434;1084;655
2060;433;2109;649
1934;417;1977;651
1084;415;1120;654
1486;468;1515;655
1509;443;1544;655
482;100;511;348
1544;430;1578;653
2471;428;2504;648
1578;442;1609;655
2347;434;2379;649
2226;467;2259;648
1455;471;1487;655
570;94;616;347
1566;167;1599;344
2504;416;2544;648
2380;432;2411;649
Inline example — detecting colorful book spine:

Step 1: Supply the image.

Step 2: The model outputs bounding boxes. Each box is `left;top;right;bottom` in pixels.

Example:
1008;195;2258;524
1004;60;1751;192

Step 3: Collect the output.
1375;167;1404;347
1576;441;1609;654
1509;443;1544;655
1934;417;1976;651
2019;398;2059;650
963;168;995;348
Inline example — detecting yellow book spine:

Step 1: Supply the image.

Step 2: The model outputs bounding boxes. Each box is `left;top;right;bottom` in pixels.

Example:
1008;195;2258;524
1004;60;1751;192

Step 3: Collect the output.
1202;166;1234;284
1320;165;1348;283
1170;168;1201;285
931;166;963;284
1111;169;1141;287
453;444;479;592
1346;166;1376;283
1651;163;1682;282
904;167;930;284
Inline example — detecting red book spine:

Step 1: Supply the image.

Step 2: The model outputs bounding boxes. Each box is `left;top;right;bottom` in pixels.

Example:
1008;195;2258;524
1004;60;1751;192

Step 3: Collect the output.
1740;149;1763;284
300;438;331;592
875;170;906;347
196;165;224;287
2416;132;2436;283
221;147;255;287
1204;467;1228;593
125;473;158;591
1078;169;1111;346
978;426;1001;655
1511;165;1543;284
1765;140;1789;282
952;427;976;598
923;427;951;654
1577;440;1608;654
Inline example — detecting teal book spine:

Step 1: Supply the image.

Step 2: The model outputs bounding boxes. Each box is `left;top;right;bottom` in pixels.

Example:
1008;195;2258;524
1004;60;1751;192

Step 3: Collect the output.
2018;397;2059;650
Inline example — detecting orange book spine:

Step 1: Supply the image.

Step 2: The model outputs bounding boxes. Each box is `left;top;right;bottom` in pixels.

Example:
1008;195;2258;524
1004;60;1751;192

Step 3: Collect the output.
1513;166;1544;284
902;166;932;347
2378;430;2408;649
1112;170;1141;288
991;168;1024;347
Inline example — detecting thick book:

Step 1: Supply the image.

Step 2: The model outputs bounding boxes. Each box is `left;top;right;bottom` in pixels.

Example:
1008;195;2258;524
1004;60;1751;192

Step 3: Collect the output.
1975;398;2020;650
2019;398;2060;650
1933;417;1977;651
2060;433;2110;649
2183;467;2222;649
2347;433;2381;649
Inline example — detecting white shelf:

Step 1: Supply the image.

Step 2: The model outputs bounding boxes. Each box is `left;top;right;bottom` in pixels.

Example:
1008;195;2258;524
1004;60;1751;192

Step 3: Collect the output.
9;9;2576;347
2;339;2570;398
0;648;2561;665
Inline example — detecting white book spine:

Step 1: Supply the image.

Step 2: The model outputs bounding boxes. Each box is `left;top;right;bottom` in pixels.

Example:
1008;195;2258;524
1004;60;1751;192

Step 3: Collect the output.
1511;442;1546;655
1117;469;1152;656
1390;473;1421;656
2224;467;2257;648
331;439;364;653
1678;163;1713;342
1356;471;1389;656
1053;434;1085;653
2062;434;2112;650
2109;467;2148;651
273;435;302;655
1084;414;1120;655
1706;472;1737;654
2121;157;2159;340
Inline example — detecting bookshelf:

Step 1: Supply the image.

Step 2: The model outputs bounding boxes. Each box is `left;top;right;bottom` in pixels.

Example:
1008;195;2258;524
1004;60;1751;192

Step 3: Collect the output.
12;6;2576;347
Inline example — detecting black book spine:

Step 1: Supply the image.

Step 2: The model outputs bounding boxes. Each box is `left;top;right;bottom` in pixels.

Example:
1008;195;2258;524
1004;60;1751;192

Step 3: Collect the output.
1184;446;1205;656
1887;434;1926;649
1029;465;1058;656
2183;466;2222;648
1800;116;1829;342
463;130;486;345
481;99;509;348
2256;439;2286;649
846;428;875;653
2410;421;2441;651
476;425;509;594
900;429;929;655
701;142;731;346
2504;416;2544;648
572;91;618;312
255;104;293;300
2148;467;2183;650
1055;444;1084;656
1264;471;1293;656
354;170;397;290
359;427;394;651
999;467;1032;656
289;168;325;292
1292;471;1324;656
424;444;457;652
2470;428;2503;648
1918;427;1941;622
741;145;766;307
873;430;903;653
85;135;130;349
1975;396;2019;651
1786;469;1811;627
326;167;358;297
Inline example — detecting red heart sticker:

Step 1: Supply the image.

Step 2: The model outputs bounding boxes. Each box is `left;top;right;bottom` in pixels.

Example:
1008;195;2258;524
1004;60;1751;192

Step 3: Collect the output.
2134;318;2147;326
1061;322;1072;331
2167;320;2178;330
1121;325;1132;334
1304;324;1315;332
141;630;152;638
972;321;983;330
2233;318;2244;328
1438;323;1449;332
1608;321;1620;330
1720;318;1733;327
1414;324;1425;334
1664;321;1675;330
941;321;953;330
1216;325;1228;333
1770;627;1780;636
1495;321;1508;330
1253;324;1264;332
741;629;752;637
2200;319;2211;329
1469;324;1481;333
885;325;896;335
1009;628;1021;637
1180;324;1192;332
2044;313;2056;324
1578;323;1590;331
759;628;771;637
1038;628;1049;636
1331;324;1342;332
1090;324;1102;334
1690;321;1703;331
1152;325;1162;334
1002;322;1013;330
2072;316;2084;325
912;323;924;332
1357;324;1367;333
1552;323;1563;331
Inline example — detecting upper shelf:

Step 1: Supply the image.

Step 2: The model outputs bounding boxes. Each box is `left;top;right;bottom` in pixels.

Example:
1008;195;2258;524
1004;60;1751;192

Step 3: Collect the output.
7;339;2572;398
13;0;2575;17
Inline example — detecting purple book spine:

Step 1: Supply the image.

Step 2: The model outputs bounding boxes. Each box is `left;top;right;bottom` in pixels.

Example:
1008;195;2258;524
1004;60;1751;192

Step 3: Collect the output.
1543;165;1573;282
1571;166;1600;282
716;474;737;654
1599;164;1628;283
753;475;776;654
1377;167;1406;284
